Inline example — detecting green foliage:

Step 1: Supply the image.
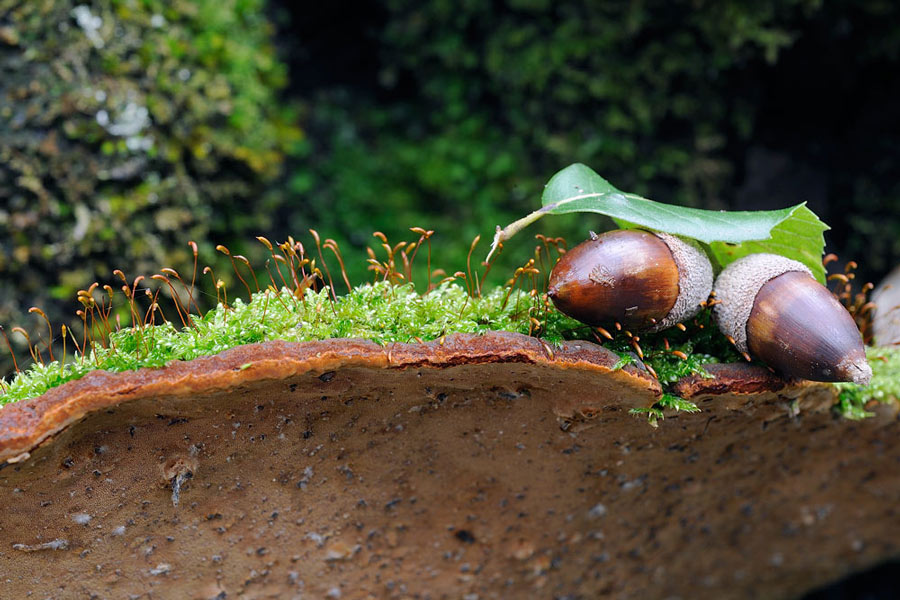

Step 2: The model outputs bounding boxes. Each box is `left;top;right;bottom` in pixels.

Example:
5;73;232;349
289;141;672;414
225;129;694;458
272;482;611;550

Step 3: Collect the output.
290;97;550;283
378;0;805;193
492;163;829;280
0;0;302;367
630;394;702;428
298;0;829;276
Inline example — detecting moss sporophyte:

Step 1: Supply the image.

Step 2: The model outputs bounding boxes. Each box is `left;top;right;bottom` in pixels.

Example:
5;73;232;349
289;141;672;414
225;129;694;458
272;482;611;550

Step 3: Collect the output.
0;226;893;425
0;166;896;423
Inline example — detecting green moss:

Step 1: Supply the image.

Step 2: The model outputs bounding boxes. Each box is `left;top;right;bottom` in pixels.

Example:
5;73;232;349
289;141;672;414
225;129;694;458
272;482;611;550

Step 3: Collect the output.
0;274;737;405
630;394;702;428
544;305;742;382
1;276;897;421
298;0;833;281
0;282;541;405
833;346;900;419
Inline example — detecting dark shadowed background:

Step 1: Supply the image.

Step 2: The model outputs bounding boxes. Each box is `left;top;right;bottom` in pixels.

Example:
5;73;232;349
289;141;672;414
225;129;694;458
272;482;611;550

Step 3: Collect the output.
1;3;900;594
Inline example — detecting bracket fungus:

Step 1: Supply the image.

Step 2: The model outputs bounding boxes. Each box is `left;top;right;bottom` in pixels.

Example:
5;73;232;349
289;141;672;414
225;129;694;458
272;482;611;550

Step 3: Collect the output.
1;332;899;598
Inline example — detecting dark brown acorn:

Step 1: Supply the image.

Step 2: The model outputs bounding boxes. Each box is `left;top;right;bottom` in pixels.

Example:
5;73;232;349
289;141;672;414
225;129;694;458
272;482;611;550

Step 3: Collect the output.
713;254;871;384
547;229;713;332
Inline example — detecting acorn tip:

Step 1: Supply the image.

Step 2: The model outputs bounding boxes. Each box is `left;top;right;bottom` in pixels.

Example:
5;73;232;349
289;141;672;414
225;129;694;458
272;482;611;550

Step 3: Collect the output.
839;356;873;386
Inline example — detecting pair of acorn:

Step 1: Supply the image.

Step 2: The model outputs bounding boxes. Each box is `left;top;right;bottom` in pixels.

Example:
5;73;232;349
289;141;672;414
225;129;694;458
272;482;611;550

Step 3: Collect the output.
547;229;872;385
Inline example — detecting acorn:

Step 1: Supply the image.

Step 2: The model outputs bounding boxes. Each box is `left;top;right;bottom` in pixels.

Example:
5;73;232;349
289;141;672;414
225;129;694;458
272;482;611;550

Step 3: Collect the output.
713;253;872;384
547;229;713;332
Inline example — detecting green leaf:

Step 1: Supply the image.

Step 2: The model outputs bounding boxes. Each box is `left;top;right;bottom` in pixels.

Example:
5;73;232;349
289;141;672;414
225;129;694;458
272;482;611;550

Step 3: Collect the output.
488;163;829;282
544;164;803;244
706;204;828;282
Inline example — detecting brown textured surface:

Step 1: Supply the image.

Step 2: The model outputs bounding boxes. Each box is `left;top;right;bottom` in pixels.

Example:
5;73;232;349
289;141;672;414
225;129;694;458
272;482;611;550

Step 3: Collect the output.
0;333;898;599
673;363;802;398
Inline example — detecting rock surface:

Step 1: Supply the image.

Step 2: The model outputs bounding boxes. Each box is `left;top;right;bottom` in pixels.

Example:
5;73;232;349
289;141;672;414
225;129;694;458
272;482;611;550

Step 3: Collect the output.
0;332;897;599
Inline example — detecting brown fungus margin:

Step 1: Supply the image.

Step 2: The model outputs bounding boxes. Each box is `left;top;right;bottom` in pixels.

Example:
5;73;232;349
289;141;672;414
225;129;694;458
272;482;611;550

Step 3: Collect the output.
0;331;660;464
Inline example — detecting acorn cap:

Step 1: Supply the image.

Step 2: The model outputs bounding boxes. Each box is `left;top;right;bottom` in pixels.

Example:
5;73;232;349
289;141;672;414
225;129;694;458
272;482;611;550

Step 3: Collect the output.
649;233;714;332
713;254;812;354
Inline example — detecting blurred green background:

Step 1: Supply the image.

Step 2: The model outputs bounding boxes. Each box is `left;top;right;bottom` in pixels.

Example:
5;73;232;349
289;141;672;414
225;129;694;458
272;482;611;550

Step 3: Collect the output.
2;0;900;374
